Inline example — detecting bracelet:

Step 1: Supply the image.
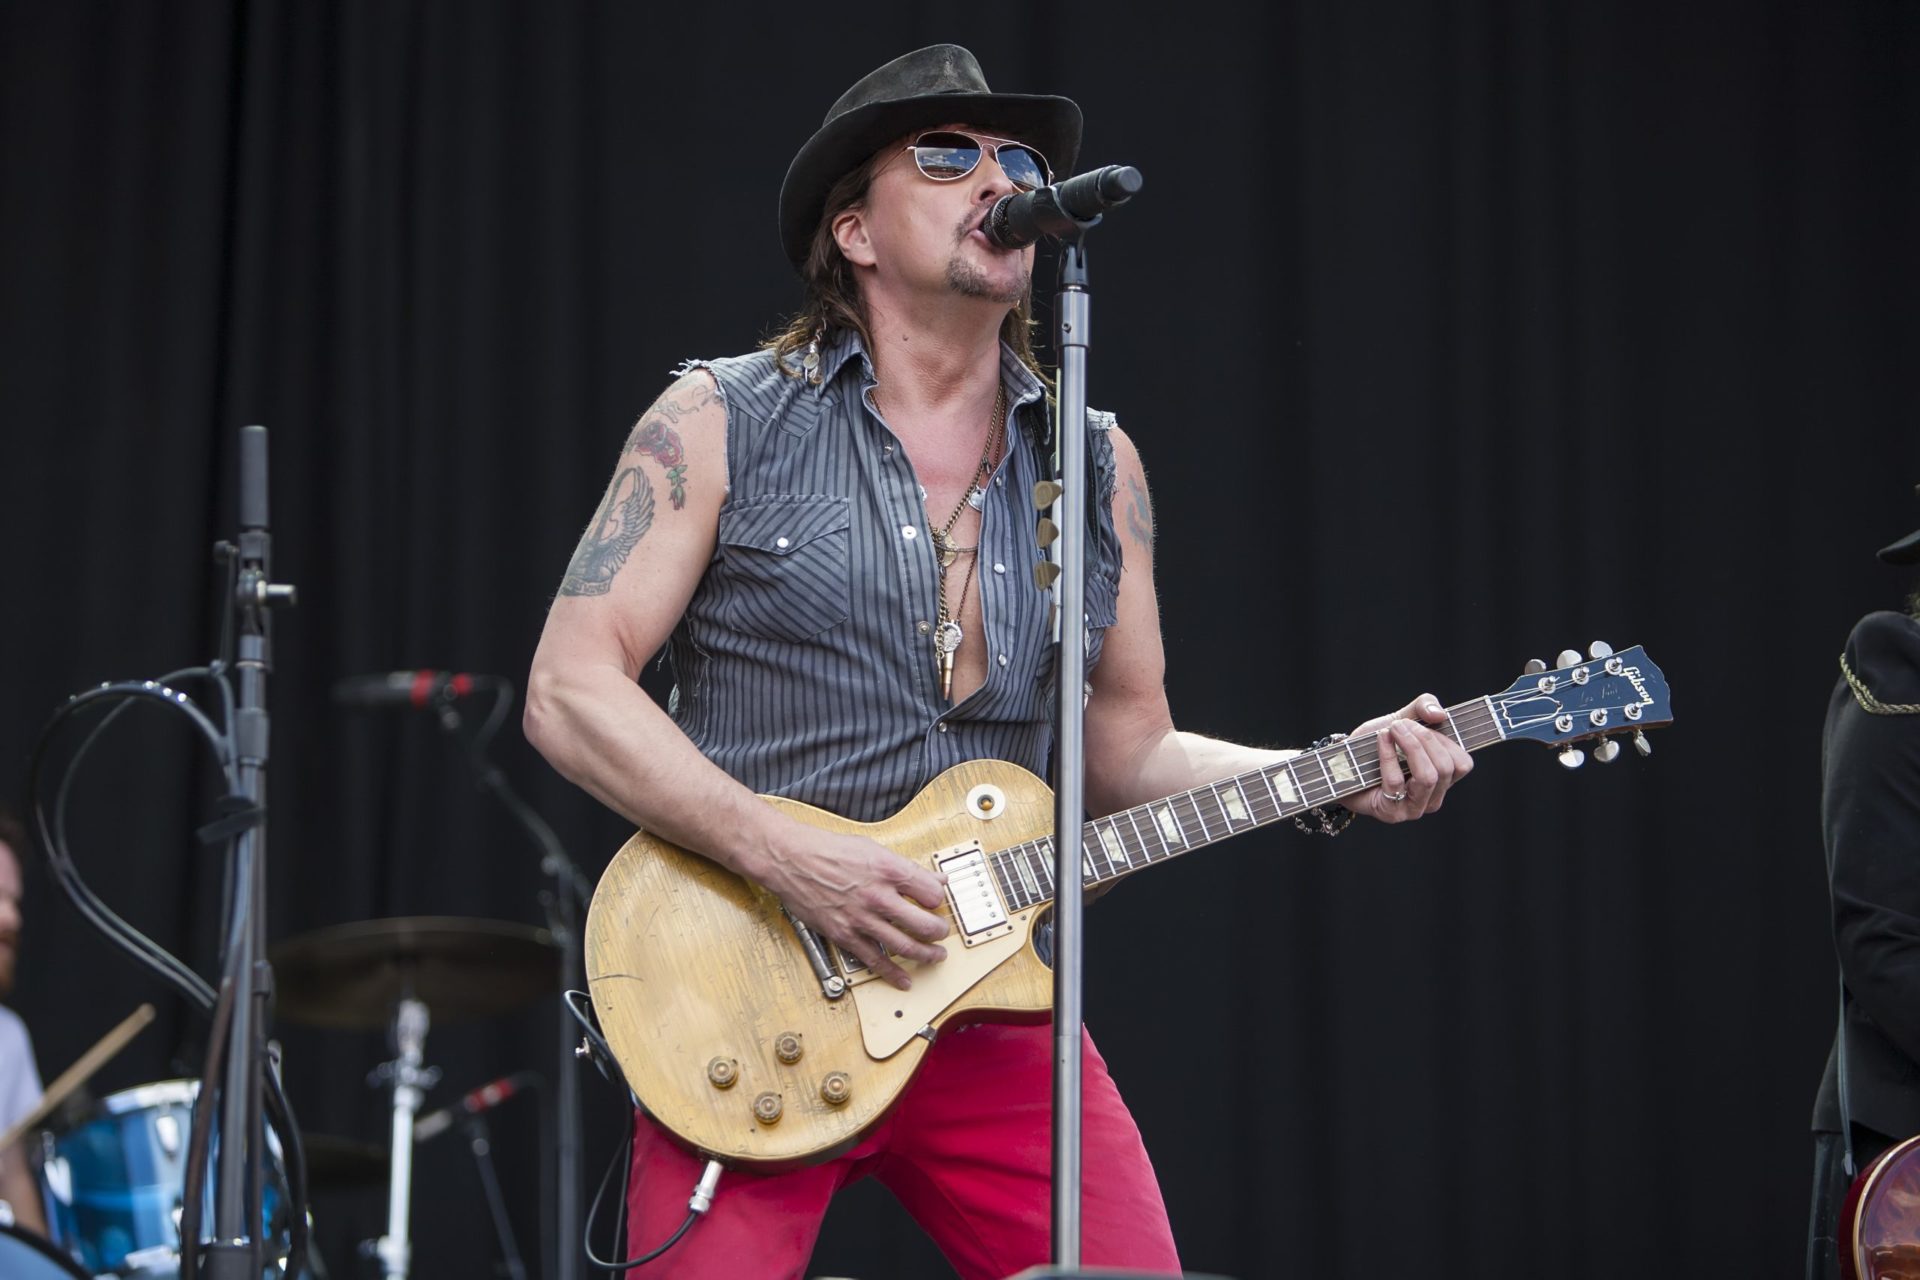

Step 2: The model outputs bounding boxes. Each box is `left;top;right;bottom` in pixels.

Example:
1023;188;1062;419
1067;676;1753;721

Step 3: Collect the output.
1292;733;1355;836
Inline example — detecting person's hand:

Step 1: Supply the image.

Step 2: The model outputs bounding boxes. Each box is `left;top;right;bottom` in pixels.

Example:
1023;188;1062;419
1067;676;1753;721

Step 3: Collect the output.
760;824;949;990
1341;694;1472;823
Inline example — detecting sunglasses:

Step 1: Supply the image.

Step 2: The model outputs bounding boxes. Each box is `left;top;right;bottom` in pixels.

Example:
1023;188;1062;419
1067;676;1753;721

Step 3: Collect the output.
902;130;1052;192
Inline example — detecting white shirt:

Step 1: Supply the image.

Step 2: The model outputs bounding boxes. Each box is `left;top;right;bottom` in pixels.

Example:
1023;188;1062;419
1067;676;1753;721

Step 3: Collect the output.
0;1005;42;1133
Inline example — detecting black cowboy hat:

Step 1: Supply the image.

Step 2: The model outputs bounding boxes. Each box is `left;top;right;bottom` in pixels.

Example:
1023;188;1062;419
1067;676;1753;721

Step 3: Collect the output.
777;44;1082;271
1880;483;1920;565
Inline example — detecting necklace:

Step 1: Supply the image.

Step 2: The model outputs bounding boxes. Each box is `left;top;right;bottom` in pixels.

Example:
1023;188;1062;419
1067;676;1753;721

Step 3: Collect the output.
932;383;1006;701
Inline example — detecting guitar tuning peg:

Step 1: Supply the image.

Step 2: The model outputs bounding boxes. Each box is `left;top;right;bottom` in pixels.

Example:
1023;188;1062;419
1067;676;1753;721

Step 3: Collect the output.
1523;658;1548;675
1631;731;1652;758
1589;641;1614;659
1555;649;1583;669
1557;746;1586;770
1592;737;1621;763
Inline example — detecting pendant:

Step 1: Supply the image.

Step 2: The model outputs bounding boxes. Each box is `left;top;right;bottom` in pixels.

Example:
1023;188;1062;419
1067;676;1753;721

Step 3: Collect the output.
967;489;985;511
935;620;963;701
932;530;959;568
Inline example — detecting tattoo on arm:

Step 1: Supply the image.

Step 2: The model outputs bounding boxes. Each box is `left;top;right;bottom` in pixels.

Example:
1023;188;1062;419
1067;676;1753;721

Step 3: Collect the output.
559;466;656;596
1124;473;1154;552
622;375;717;511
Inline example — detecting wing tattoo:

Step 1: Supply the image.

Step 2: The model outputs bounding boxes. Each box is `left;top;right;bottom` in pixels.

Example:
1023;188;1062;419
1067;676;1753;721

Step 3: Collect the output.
559;466;656;597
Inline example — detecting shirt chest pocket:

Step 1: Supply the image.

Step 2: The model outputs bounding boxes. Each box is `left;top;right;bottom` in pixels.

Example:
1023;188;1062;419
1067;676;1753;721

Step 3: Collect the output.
714;494;853;641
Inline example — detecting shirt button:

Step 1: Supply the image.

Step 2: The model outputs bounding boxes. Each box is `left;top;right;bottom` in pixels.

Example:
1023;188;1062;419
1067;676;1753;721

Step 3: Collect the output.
937;723;949;734
902;525;918;541
993;562;1005;574
916;621;931;635
883;443;894;455
775;536;790;549
997;654;1009;667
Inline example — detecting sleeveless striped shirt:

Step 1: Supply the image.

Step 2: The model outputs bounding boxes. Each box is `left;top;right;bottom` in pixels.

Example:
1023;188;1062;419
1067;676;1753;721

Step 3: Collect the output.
663;329;1124;823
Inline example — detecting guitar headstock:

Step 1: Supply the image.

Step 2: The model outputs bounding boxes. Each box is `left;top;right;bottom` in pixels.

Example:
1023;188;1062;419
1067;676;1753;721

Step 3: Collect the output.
1489;642;1672;768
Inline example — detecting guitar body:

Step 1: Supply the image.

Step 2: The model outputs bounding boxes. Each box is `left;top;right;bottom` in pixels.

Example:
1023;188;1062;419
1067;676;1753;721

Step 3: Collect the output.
1842;1133;1920;1279
584;759;1059;1170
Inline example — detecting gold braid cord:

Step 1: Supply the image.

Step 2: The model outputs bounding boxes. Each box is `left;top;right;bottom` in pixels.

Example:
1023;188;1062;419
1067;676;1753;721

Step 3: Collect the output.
1841;654;1920;716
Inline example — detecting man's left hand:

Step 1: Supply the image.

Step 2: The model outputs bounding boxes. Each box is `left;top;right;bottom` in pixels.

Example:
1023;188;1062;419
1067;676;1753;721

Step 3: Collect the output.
1341;694;1473;824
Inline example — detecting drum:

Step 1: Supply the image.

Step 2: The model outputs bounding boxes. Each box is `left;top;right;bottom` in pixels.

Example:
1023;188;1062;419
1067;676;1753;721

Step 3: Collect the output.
35;1080;293;1278
0;1220;90;1278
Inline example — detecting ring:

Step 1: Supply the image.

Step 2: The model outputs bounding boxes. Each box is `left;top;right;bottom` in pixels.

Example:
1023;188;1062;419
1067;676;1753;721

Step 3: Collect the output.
1381;788;1408;803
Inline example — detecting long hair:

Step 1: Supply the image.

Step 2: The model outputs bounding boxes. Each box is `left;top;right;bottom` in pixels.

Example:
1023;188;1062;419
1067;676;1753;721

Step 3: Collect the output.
763;156;1048;384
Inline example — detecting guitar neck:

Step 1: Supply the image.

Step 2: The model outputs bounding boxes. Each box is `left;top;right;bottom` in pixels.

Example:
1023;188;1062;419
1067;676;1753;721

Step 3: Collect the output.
984;699;1506;913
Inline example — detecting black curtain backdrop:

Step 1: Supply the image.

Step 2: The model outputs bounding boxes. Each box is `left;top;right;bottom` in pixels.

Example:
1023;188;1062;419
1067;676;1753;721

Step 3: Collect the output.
3;3;1916;1277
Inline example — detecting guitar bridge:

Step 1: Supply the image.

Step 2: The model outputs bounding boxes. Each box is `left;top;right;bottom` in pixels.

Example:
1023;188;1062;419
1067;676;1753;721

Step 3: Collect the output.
938;841;1013;946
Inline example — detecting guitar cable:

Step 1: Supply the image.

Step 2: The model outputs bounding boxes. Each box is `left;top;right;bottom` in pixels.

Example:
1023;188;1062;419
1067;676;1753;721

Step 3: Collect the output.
582;1132;720;1270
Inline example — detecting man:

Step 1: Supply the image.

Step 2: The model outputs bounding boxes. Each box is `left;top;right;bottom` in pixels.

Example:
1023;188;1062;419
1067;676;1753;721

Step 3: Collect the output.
0;809;49;1238
526;44;1471;1278
1807;493;1920;1279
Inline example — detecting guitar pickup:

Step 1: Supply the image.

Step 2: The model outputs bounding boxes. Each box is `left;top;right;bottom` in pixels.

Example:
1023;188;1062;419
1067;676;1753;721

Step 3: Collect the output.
938;842;1014;945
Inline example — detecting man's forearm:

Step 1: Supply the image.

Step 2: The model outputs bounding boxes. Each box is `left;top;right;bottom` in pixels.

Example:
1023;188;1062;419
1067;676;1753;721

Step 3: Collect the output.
1089;728;1298;818
523;662;787;881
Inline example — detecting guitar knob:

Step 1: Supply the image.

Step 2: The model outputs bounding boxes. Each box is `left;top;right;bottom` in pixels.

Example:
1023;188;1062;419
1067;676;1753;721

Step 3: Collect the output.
1557;747;1585;770
774;1032;804;1064
820;1072;852;1107
1593;738;1621;764
752;1092;783;1125
1589;641;1614;659
1555;649;1583;670
1632;731;1652;758
706;1058;738;1090
1523;658;1548;675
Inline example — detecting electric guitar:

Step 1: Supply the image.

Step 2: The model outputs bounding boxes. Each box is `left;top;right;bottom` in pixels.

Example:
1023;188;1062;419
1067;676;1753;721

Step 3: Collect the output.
584;644;1673;1169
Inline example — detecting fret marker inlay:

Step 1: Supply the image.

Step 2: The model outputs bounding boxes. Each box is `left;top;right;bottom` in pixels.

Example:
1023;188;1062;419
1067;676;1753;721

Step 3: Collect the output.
1155;805;1183;846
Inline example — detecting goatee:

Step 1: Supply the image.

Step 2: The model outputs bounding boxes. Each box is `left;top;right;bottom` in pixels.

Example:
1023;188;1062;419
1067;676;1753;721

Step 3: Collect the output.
946;254;1028;306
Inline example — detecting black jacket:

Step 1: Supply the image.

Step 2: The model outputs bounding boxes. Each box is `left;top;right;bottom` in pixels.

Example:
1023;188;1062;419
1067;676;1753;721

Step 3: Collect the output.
1814;609;1920;1138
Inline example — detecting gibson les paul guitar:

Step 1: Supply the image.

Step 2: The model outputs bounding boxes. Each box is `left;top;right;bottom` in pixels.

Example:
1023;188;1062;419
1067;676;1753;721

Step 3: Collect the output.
585;644;1673;1169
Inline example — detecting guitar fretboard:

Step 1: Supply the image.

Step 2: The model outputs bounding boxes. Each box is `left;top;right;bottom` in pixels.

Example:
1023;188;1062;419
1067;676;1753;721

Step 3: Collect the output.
985;699;1506;912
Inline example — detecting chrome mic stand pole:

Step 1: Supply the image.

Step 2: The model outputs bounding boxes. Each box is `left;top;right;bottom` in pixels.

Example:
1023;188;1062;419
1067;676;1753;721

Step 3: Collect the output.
1046;233;1094;1270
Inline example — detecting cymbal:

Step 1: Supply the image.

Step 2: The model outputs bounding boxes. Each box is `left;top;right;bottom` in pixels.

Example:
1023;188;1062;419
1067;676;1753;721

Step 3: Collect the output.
299;1133;390;1192
270;916;561;1031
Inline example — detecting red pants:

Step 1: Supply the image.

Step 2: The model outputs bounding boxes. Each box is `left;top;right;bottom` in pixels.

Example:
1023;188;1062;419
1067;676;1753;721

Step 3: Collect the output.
623;1022;1181;1278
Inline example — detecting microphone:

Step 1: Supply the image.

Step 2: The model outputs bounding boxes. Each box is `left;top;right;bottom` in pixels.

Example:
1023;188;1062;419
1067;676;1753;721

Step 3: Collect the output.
413;1070;540;1144
331;670;503;709
982;165;1144;250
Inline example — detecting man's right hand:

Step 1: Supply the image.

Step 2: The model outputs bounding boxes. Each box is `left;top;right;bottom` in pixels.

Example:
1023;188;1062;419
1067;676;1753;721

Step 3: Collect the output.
758;824;950;991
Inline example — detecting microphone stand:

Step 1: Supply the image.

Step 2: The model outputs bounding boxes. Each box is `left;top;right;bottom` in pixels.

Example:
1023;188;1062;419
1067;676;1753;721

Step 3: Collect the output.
209;425;298;1280
1047;231;1096;1271
435;690;590;1280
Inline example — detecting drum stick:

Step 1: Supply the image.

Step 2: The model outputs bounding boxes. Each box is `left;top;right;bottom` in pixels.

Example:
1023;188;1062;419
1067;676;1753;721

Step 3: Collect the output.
0;1003;155;1150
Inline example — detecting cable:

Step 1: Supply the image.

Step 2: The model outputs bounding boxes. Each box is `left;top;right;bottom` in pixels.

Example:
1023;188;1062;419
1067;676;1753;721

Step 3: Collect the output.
581;1131;702;1271
30;677;232;1011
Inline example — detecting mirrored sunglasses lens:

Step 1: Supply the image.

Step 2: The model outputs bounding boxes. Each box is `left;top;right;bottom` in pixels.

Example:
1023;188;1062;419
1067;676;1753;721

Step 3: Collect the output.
997;145;1048;190
913;133;982;180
